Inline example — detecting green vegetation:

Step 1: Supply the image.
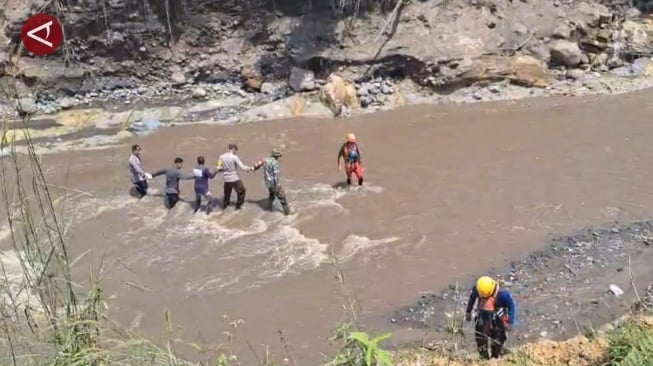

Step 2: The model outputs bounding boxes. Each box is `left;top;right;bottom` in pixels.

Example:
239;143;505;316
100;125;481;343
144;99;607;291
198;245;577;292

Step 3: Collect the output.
606;317;653;366
329;323;392;366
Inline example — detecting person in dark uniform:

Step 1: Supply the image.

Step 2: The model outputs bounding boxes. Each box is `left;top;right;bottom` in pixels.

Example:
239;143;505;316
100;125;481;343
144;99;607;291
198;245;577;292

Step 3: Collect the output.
151;157;195;209
465;276;517;359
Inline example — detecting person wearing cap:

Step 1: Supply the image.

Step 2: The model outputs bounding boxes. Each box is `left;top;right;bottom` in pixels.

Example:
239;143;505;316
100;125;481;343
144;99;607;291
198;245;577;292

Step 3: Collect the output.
128;144;152;197
151;157;195;209
252;148;290;215
337;133;364;186
465;276;517;359
217;143;254;211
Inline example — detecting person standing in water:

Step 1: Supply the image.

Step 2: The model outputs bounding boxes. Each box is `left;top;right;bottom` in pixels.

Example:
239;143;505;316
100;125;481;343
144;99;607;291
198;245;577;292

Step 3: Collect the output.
252;148;291;215
217;144;254;211
337;133;364;186
151;157;195;209
193;155;221;214
128;144;152;198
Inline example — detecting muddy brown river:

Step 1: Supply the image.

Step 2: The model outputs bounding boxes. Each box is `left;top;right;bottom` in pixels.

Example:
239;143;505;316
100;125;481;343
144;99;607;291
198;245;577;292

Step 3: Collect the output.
3;89;653;364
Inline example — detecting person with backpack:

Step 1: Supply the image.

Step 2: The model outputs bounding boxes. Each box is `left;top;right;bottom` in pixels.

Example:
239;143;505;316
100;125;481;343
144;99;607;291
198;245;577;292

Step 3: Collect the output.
465;276;517;359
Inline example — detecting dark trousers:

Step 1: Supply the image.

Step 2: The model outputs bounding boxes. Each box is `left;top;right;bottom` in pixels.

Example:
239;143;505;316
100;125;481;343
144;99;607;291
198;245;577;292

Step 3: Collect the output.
165;193;180;209
268;186;290;215
133;180;148;197
223;180;246;209
195;192;217;213
475;313;507;359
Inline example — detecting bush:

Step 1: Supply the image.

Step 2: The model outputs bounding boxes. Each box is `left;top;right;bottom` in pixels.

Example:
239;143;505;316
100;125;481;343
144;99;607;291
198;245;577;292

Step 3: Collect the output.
606;318;653;366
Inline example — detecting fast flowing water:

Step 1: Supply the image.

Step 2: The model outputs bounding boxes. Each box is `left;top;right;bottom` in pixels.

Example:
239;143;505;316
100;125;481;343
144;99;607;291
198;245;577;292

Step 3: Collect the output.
3;89;653;364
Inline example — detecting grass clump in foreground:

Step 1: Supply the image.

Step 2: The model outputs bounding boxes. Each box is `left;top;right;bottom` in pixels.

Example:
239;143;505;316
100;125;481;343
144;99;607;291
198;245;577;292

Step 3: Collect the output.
606;316;653;366
0;112;216;365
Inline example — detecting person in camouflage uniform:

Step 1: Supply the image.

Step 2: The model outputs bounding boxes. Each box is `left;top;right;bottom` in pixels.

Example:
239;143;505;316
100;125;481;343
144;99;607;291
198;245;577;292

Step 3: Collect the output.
253;148;291;215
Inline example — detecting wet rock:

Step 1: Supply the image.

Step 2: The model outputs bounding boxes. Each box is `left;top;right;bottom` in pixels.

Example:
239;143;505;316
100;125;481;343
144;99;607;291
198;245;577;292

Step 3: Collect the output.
56;96;79;110
573;2;611;29
260;82;276;94
607;56;624;69
549;40;584;67
625;7;641;19
127;118;162;135
609;284;624;297
319;74;358;116
242;66;263;92
610;57;653;77
16;97;38;115
620;20;653;55
354;78;397;108
552;22;572;39
567;69;586;80
591;53;609;68
191;87;207;99
171;71;187;86
288;67;316;92
442;55;551;88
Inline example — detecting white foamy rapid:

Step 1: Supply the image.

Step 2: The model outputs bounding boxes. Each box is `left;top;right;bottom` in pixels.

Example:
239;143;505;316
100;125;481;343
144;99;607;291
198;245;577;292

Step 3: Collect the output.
0;249;46;316
0;181;395;295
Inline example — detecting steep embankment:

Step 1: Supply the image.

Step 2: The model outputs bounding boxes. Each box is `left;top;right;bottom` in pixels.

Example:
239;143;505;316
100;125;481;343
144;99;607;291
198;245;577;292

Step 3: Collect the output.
395;314;653;366
2;0;653;117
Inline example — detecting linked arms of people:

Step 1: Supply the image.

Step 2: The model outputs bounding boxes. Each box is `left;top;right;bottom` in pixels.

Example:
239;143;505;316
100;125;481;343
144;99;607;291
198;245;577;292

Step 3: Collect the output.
251;158;265;172
150;169;166;178
235;156;255;171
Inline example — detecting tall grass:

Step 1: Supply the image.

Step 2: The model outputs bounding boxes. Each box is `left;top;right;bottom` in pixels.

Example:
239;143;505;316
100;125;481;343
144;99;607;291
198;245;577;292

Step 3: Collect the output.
0;74;219;365
606;317;653;366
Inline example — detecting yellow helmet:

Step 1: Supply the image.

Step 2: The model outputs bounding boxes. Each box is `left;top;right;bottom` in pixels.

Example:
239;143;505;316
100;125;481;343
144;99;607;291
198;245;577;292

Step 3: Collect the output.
476;276;499;299
346;133;356;143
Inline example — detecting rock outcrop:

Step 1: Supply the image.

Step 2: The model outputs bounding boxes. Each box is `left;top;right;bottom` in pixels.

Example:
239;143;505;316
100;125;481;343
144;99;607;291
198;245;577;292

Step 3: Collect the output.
319;74;358;116
1;0;653;115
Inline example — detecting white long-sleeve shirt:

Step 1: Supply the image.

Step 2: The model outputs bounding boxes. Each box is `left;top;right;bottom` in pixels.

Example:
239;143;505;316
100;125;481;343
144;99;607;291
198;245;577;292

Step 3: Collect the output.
218;151;251;183
129;154;146;183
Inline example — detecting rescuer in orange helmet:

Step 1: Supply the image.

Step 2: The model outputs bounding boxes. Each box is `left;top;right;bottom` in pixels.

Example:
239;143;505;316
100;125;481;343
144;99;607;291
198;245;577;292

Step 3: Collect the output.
337;133;364;187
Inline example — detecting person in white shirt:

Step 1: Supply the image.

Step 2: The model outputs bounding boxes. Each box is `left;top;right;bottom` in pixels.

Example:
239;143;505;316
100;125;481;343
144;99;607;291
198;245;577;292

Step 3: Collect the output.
217;143;254;210
128;144;152;197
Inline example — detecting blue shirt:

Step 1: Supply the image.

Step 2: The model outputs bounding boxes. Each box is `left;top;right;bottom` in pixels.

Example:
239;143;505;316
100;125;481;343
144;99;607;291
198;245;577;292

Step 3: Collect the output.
193;165;218;194
466;287;517;325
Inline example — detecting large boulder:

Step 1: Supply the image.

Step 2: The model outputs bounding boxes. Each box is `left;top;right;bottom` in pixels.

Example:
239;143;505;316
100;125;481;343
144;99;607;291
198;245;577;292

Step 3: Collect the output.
509;55;551;87
617;20;653;55
549;40;584;67
16;97;38;116
573;2;612;29
441;55;551;88
319;74;358;116
288;67;316;92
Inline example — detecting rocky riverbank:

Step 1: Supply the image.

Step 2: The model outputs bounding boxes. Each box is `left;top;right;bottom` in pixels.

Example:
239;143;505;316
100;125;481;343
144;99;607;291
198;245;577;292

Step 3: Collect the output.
2;0;653;122
391;220;653;357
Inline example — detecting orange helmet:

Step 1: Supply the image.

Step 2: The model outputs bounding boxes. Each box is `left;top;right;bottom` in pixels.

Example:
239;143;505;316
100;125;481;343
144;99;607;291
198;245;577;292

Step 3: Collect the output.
346;133;356;143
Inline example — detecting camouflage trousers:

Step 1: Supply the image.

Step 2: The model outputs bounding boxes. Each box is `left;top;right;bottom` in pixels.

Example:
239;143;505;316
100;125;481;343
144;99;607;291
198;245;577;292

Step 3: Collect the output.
268;186;290;215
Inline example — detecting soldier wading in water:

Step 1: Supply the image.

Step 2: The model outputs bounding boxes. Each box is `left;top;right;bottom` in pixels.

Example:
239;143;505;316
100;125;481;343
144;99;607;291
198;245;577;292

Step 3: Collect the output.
253;148;291;215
